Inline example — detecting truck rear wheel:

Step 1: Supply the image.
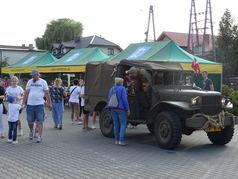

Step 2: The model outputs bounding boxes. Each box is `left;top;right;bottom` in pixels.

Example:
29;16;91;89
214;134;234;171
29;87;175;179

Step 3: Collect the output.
207;126;234;145
99;109;114;138
154;111;182;149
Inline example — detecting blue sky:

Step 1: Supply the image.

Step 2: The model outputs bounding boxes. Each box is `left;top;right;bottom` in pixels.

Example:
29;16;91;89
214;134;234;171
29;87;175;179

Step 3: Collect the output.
0;0;237;49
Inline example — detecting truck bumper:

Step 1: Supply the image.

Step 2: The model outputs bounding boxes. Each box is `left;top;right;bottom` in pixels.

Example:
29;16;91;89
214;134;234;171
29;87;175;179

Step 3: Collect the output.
185;112;238;128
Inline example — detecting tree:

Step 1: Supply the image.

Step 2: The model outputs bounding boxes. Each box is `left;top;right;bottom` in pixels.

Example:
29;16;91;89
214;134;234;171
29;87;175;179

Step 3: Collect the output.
35;18;83;50
0;57;9;67
216;9;238;77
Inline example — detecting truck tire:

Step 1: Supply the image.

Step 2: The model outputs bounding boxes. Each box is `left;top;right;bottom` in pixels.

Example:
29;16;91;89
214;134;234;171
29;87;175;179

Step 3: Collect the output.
147;123;154;134
154;111;182;149
207;126;234;145
99;109;114;138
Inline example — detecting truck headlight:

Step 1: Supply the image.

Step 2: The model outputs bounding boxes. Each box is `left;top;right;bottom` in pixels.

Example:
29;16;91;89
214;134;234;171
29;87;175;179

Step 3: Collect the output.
191;96;200;105
222;97;233;109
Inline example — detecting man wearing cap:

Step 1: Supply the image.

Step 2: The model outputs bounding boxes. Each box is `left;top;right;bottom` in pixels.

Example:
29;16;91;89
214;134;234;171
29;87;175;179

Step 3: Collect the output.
126;66;141;96
23;70;52;143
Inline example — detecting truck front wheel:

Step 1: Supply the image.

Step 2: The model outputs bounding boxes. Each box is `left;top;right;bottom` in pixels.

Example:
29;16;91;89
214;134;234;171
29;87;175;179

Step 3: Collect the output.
99;109;114;138
207;126;234;145
154;111;182;149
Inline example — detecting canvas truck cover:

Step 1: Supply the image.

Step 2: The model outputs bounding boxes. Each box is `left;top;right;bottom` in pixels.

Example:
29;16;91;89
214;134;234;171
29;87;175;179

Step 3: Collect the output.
118;60;183;71
85;61;118;109
85;60;182;96
84;60;183;111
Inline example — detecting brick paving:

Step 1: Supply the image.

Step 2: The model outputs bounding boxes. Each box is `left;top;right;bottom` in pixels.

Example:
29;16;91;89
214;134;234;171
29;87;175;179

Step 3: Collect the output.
0;107;238;179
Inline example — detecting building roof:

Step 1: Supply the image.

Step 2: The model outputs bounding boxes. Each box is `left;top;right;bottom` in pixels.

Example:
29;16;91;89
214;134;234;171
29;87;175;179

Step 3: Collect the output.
158;32;189;47
61;35;122;50
52;43;61;49
157;31;213;49
0;44;46;52
0;44;34;50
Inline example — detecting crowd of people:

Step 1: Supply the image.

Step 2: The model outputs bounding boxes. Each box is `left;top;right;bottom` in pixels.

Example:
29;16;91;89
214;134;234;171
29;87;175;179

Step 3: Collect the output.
0;68;214;145
0;70;97;144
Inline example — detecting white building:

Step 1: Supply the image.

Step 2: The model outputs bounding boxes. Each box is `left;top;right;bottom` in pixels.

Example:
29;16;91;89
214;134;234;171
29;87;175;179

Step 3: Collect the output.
0;44;45;65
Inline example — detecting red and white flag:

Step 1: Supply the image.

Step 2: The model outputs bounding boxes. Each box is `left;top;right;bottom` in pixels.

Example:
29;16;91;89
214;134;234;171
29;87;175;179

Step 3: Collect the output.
191;58;201;74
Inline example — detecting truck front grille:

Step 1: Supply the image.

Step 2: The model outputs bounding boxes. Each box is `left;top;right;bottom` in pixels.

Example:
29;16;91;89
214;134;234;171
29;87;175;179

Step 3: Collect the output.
201;96;222;115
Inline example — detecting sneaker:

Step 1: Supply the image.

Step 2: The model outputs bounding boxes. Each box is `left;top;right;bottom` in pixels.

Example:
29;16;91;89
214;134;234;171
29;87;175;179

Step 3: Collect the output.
0;135;5;139
115;140;119;145
82;127;92;131
119;141;126;146
29;131;33;140
7;139;13;143
34;132;38;138
18;129;23;136
77;121;83;125
87;127;93;131
12;140;18;144
91;125;96;129
54;125;58;129
58;125;63;130
36;136;42;143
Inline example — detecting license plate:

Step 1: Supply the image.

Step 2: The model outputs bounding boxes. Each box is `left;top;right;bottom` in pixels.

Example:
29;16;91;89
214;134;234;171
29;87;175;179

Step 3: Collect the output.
206;127;222;132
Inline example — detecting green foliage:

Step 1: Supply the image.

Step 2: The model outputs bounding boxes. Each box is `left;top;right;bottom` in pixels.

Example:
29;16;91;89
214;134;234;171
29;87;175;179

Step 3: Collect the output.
35;18;83;50
222;84;234;97
35;37;46;50
216;9;238;77
229;90;238;115
0;57;9;67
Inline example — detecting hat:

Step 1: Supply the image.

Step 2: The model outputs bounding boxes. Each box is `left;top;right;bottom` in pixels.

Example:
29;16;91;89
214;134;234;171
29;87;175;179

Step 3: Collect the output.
7;96;15;103
127;67;138;74
31;70;39;75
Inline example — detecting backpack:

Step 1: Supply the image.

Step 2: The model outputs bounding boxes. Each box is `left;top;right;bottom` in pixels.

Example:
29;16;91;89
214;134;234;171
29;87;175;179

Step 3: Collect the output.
108;87;119;108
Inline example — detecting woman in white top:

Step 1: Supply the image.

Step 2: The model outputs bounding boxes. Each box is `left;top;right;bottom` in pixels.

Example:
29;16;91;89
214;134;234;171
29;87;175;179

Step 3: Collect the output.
69;79;81;124
6;76;24;136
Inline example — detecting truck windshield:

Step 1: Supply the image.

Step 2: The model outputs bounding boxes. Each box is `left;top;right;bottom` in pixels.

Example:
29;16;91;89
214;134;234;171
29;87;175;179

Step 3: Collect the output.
153;71;181;85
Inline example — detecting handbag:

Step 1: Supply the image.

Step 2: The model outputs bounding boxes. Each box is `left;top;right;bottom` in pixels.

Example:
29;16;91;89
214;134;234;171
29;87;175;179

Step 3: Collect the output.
108;87;119;108
2;102;7;114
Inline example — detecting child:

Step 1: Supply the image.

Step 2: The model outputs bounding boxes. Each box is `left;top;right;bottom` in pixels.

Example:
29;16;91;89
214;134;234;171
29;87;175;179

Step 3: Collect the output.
7;96;21;144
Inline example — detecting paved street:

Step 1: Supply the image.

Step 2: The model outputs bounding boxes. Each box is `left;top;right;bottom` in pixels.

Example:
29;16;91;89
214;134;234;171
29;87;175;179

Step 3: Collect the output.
0;107;238;179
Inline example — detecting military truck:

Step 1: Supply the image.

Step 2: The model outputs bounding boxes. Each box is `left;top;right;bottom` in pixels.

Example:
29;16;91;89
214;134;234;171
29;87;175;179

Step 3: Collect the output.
84;60;238;149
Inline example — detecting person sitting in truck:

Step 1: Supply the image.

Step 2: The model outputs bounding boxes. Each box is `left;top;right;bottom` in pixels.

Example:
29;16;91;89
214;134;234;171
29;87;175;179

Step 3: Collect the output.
126;67;141;96
139;68;151;92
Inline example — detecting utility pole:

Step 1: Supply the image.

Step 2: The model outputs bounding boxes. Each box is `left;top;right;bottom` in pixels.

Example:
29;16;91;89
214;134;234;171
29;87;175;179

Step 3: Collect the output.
145;5;156;42
188;0;200;53
202;0;216;61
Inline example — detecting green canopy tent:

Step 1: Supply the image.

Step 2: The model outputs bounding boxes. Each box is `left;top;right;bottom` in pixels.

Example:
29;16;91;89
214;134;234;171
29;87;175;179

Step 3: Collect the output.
2;52;57;74
109;40;222;91
38;48;109;73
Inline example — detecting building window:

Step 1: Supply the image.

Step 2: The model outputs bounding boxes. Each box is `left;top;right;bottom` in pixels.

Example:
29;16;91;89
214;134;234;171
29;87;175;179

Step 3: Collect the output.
108;48;114;56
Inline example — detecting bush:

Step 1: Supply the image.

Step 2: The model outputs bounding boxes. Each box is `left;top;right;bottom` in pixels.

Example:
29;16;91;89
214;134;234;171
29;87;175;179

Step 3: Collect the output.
222;84;234;97
229;90;238;115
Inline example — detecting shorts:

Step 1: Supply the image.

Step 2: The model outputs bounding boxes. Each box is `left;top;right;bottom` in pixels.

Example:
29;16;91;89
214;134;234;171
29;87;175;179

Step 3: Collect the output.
26;105;45;124
81;106;89;114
